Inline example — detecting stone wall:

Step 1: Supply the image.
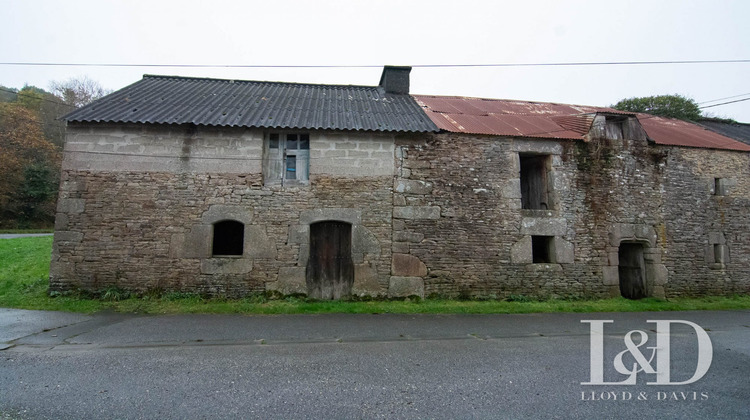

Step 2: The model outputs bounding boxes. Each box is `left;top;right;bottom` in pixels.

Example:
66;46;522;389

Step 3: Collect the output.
52;123;750;299
394;132;750;299
51;124;394;297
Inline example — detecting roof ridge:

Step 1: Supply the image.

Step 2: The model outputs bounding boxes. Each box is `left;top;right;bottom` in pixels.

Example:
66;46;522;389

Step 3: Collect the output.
413;93;627;113
142;74;379;90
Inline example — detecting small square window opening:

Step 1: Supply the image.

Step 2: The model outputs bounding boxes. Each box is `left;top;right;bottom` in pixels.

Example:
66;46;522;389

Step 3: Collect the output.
531;236;555;263
212;220;244;256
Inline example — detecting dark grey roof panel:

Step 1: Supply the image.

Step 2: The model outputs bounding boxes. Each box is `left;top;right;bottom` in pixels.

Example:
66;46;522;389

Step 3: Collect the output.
698;120;750;145
64;75;438;133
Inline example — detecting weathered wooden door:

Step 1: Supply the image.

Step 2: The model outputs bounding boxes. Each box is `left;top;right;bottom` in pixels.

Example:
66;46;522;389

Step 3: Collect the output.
618;243;647;299
520;155;549;210
306;221;354;300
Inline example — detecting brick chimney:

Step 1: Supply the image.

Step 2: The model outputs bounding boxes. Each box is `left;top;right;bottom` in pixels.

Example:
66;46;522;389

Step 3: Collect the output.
379;66;411;94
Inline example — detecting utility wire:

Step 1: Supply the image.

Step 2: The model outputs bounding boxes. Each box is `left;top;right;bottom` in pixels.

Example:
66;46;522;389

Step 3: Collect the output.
698;92;750;105
699;97;750;109
1;59;749;69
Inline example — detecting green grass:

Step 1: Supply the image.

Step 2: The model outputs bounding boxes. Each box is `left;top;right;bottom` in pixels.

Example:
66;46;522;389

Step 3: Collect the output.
0;236;101;312
2;236;750;315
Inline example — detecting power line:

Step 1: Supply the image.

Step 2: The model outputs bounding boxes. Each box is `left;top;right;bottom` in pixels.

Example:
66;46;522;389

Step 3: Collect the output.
699;97;750;109
0;59;749;69
698;92;750;105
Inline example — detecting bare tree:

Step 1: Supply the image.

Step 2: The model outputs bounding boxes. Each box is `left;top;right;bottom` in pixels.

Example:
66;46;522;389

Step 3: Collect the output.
50;76;111;108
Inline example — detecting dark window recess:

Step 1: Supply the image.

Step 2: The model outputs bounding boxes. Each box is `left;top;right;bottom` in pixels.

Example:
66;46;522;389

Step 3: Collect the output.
269;133;279;149
618;243;647;299
286;133;298;149
212;220;244;256
714;178;726;196
531;236;554;263
520;155;550;210
714;244;725;263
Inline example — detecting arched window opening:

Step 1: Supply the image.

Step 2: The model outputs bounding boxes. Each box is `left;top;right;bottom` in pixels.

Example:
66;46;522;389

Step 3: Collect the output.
212;220;244;256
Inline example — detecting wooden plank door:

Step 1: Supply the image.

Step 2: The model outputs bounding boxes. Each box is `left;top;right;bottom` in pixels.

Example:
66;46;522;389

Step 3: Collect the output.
618;243;647;299
306;221;354;300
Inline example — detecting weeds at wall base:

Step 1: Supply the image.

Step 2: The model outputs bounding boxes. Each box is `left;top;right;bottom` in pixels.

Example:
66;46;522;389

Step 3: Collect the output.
34;286;750;315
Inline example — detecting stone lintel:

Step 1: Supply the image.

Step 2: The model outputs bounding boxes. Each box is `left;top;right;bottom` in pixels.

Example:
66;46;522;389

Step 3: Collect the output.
521;217;566;236
299;208;362;225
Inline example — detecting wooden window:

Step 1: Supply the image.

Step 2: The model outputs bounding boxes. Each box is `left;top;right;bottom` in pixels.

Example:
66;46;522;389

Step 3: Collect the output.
520;154;550;210
264;133;310;185
212;220;244;256
604;116;626;139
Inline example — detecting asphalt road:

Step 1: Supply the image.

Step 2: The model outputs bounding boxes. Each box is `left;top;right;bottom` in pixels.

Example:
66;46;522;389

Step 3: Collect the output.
0;234;53;240
1;309;748;419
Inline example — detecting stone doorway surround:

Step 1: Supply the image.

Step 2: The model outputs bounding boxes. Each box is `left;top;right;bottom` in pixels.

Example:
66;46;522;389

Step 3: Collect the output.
603;223;668;298
268;208;383;297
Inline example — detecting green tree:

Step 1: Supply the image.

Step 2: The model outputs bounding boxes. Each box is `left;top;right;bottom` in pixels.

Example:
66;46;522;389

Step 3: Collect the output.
612;94;702;121
0;103;60;227
16;86;45;112
17;162;59;225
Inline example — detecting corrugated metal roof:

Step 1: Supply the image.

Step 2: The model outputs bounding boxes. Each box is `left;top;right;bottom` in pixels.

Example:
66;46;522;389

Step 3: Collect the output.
415;95;750;151
698;120;750;145
65;75;438;133
414;95;606;140
638;115;750;151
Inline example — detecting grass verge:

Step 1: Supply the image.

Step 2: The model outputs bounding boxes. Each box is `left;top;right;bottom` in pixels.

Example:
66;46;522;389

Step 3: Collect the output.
2;236;750;315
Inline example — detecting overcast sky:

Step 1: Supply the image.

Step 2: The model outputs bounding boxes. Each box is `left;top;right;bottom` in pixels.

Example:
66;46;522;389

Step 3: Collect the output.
2;0;749;121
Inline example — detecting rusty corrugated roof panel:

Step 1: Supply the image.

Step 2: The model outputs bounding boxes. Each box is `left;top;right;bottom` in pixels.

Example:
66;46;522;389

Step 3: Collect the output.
638;115;750;151
551;115;596;135
415;94;750;151
415;95;597;140
65;75;438;133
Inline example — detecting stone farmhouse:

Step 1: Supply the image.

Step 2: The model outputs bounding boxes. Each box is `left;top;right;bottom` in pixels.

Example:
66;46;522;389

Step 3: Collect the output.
51;66;750;300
